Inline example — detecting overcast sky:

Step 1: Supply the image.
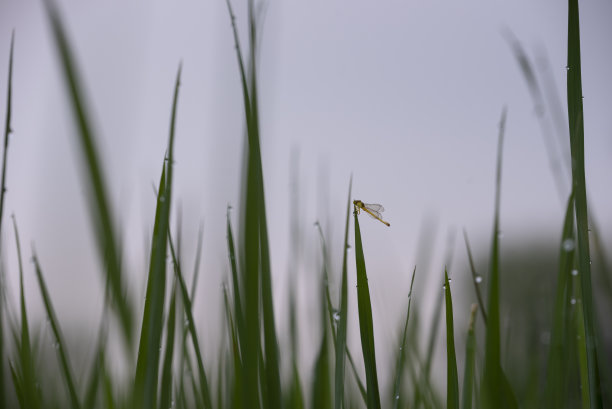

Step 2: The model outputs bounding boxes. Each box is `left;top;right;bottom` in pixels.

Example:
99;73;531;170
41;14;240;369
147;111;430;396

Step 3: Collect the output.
1;0;611;364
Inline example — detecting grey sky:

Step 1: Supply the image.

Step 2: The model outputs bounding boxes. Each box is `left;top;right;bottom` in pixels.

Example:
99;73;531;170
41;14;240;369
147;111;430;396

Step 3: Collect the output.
0;0;610;363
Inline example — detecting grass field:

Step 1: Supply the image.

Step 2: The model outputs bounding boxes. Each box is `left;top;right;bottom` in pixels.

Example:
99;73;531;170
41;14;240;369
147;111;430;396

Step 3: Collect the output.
1;0;610;408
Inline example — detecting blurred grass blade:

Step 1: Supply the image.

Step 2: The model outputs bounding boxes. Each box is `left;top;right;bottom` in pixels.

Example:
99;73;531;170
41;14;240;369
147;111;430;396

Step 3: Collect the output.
462;229;487;324
392;266;416;409
311;274;331;409
222;282;243;409
159;280;178;409
170;231;212;409
12;216;41;409
0;30;14;237
134;64;181;409
353;206;381;409
31;252;81;409
461;305;478;409
444;269;459;409
43;0;133;346
226;207;244;348
566;1;602;406
0;30;16;409
480;108;518;409
544;192;575;407
335;176;352;409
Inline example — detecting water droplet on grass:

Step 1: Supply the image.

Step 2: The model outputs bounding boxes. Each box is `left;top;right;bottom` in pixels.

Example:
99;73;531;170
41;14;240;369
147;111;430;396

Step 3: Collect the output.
571;269;579;276
570;298;576;305
562;238;575;251
333;311;340;322
475;275;483;284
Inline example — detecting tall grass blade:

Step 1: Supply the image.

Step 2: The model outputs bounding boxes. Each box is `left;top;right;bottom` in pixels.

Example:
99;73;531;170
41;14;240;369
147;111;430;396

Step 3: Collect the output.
0;30;16;409
226;207;244;348
353;207;381;409
480;108;518;409
43;0;133;346
134;64;181;409
335;176;352;409
31;252;81;409
12;216;41;409
222;282;243;409
461;305;478;409
311;275;331;409
544;192;575;407
392;266;416;409
159;280;178;409
566;1;602;406
170;231;212;408
444;269;459;409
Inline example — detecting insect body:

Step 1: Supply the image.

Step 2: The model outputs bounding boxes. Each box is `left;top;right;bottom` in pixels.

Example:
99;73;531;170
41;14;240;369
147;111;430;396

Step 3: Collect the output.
353;200;390;227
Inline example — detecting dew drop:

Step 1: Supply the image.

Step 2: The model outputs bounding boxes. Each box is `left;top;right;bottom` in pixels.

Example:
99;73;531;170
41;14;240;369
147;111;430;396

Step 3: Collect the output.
571;269;579;276
395;394;400;400
475;275;483;284
333;311;340;322
570;298;576;305
562;238;575;251
442;285;446;290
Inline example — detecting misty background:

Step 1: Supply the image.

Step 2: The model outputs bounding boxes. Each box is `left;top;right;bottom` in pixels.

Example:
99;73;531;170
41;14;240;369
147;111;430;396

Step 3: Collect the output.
0;0;611;391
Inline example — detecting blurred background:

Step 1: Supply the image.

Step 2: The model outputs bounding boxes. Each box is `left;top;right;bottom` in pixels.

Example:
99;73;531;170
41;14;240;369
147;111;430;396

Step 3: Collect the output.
0;0;611;403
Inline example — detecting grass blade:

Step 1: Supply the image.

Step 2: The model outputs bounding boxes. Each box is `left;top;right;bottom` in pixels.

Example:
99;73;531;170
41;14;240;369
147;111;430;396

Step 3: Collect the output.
159;280;178;409
170;231;212;409
0;30;16;409
461;304;478;409
566;1;602;406
462;230;487;324
444;269;459;409
311;274;331;409
544;192;575;407
480;108;518;409
134;64;181;409
31;252;81;409
353;206;381;409
392;266;416;409
43;0;133;346
12;216;41;409
335;176;352;409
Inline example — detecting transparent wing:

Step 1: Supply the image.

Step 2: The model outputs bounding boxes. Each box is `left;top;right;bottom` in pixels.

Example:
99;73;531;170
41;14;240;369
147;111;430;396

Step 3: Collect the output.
363;203;385;213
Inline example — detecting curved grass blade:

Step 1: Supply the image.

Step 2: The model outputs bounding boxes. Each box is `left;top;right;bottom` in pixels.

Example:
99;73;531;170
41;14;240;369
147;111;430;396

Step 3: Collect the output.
392;266;416;409
134;64;181;409
31;252;81;409
566;1;602;406
169;231;212;409
43;0;133;346
445;269;459;409
462;229;487;325
461;304;478;409
12;216;41;409
353;207;381;409
480;108;518;409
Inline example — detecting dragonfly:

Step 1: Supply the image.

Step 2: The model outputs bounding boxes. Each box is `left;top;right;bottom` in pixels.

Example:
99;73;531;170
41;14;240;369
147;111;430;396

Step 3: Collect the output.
353;200;390;227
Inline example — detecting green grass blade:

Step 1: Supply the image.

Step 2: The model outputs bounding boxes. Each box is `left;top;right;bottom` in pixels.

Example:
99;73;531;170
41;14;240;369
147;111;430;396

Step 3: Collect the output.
83;332;106;409
134;64;181;408
311;277;331;409
159;281;178;409
31;252;81;409
226;207;244;348
544;192;575;407
43;1;133;346
335;176;352;409
170;231;212;409
461;304;478;409
353;207;381;409
445;269;459;409
566;1;602;406
12;216;41;409
0;30;14;238
480;107;518;409
44;0;133;349
392;266;416;409
0;30;14;409
462;230;487;324
222;282;243;409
